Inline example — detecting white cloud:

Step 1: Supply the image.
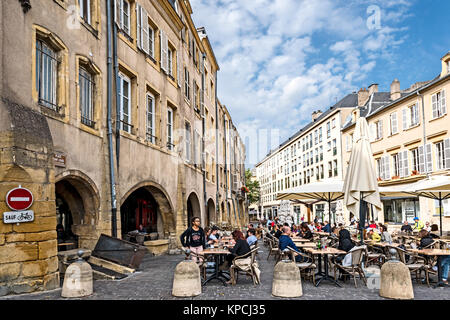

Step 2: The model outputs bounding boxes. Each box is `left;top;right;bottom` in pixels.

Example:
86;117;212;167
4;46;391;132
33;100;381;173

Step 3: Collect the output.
190;0;413;165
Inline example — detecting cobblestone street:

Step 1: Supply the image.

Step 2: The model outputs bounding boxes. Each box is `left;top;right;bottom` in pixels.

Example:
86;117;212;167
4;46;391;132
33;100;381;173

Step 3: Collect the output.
1;245;449;301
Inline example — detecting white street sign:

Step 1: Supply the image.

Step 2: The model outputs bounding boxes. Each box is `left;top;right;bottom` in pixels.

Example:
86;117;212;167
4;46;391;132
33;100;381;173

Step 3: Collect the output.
3;210;34;224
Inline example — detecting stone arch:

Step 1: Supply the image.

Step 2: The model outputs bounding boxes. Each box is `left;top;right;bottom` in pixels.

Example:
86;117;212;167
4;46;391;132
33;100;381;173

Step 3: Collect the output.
55;170;100;249
120;181;175;239
187;192;201;227
206;198;216;226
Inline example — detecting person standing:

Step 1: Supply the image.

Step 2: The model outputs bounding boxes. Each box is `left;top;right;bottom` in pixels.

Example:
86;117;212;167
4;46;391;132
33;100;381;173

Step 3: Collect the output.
180;217;206;263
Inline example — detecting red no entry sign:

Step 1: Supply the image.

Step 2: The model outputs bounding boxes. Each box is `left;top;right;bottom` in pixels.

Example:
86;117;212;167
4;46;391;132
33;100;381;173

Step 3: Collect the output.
6;186;33;211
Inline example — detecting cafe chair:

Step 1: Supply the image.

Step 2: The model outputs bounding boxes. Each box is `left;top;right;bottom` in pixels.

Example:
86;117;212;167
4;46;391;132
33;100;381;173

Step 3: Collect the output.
267;238;280;261
364;244;386;268
230;247;260;286
387;246;426;284
181;248;207;279
250;241;259;256
286;246;316;285
333;247;367;288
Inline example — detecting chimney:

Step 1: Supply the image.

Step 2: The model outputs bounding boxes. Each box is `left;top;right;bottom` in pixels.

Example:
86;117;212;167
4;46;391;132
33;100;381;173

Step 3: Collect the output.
311;110;323;122
368;83;379;96
390;79;401;101
357;88;370;107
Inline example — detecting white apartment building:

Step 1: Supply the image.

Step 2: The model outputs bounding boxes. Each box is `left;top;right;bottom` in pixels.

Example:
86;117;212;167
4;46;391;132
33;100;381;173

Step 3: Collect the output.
256;94;358;224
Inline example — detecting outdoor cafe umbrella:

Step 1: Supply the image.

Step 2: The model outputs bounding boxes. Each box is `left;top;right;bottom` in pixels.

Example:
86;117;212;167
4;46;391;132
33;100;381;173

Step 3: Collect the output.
387;175;450;237
276;180;344;225
343;117;382;245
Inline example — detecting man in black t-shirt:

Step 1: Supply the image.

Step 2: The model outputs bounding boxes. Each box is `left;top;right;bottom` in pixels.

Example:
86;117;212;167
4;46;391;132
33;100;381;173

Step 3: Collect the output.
180;217;206;263
401;221;413;233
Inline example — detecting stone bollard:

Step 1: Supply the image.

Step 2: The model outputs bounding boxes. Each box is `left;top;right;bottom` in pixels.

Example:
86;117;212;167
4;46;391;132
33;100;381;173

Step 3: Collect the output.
172;260;202;297
61;250;93;298
272;260;302;298
379;261;414;300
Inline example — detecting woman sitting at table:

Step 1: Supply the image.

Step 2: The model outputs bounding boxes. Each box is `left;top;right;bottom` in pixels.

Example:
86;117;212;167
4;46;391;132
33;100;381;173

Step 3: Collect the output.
418;229;434;249
380;225;393;244
220;230;251;278
332;229;355;265
298;222;313;239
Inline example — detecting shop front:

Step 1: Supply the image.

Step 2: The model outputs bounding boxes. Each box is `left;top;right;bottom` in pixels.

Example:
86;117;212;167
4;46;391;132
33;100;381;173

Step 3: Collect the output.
382;197;419;224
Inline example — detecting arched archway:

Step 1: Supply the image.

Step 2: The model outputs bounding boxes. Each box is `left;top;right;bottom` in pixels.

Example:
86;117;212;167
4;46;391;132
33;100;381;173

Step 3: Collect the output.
206;198;215;226
120;182;175;240
55;171;100;250
187;192;201;227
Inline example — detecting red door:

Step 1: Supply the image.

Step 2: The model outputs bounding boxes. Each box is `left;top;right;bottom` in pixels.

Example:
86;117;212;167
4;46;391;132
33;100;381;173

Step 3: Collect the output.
135;199;156;231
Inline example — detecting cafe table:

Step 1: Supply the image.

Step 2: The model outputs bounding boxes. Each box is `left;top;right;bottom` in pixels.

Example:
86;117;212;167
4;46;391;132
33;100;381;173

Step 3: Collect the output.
292;237;312;243
295;242;317;249
202;247;232;286
409;248;450;288
304;247;346;287
315;232;331;237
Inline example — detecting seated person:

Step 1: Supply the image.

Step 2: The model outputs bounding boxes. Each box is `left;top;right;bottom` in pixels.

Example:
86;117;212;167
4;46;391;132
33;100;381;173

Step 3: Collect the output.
221;230;251;282
401;221;413;233
274;225;283;239
441;255;450;285
137;224;147;233
278;226;310;263
367;228;381;242
418;229;435;249
322;221;332;233
380;225;393;244
208;226;220;244
333;229;355;265
246;229;258;247
369;221;377;229
299;222;313;239
429;224;440;239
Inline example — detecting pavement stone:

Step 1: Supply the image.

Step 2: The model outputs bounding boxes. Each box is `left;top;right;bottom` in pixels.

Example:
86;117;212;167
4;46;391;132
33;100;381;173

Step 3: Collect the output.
0;244;449;300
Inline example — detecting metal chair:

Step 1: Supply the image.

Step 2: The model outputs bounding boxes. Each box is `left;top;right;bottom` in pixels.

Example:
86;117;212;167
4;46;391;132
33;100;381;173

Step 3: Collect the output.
230;247;260;285
388;245;427;284
333;247;367;288
286;246;316;285
267;238;280;261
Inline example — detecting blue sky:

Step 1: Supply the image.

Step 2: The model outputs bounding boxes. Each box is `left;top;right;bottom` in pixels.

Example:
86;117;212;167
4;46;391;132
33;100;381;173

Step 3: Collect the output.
190;0;450;166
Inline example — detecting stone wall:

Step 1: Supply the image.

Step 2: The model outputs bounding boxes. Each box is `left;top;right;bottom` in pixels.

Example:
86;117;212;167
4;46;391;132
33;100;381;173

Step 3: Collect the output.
0;98;59;296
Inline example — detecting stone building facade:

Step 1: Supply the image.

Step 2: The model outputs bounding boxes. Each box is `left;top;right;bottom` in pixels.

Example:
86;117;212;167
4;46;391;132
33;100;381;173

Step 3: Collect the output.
0;0;247;296
342;52;450;233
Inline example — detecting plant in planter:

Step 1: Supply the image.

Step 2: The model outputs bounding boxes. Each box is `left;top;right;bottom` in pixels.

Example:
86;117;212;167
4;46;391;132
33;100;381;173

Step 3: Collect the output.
411;170;419;176
241;186;249;193
377;177;382;182
392;175;400;180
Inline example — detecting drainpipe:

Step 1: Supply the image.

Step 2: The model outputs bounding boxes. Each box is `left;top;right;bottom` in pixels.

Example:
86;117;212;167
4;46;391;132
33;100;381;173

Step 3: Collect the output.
224;117;228;221
201;53;207;225
215;70;219;222
113;5;121;177
106;0;117;237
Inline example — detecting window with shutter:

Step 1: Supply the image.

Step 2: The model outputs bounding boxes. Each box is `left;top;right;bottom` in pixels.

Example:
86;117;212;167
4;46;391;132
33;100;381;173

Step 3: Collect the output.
402;109;408;130
445;138;450;169
432;93;438;119
436;141;445;170
141;7;149;54
426;143;433;172
397;153;403;177
384;155;391;180
136;3;141;49
390;112;398;135
418;145;425;173
160;30;168;73
441;89;446;115
402;150;409;177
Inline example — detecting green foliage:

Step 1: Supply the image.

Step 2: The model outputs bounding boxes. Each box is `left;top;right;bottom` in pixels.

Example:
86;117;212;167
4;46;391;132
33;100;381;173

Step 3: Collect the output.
245;169;260;205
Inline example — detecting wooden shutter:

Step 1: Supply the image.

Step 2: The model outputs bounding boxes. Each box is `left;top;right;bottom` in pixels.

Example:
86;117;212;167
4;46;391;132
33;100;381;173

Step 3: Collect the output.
402;150;409;177
418;145;425;173
115;0;121;26
136;3;141;49
141;7;149;54
398;152;404;178
160;30;168;72
177;50;181;87
445;138;450;169
432;93;438;119
391;112;398;134
402;109;408;130
441;89;446;115
426;143;433;173
384;155;391;180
